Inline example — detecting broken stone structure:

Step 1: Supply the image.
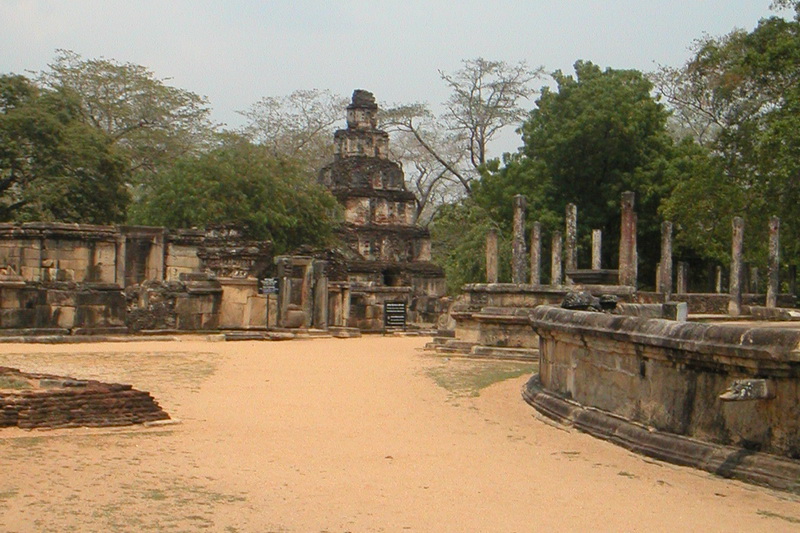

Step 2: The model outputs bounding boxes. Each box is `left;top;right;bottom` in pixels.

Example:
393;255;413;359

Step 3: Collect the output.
318;90;446;330
0;366;169;429
0;223;272;334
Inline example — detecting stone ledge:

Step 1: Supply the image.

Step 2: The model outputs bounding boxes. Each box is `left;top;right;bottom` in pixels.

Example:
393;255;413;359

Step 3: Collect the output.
522;374;800;494
530;306;800;368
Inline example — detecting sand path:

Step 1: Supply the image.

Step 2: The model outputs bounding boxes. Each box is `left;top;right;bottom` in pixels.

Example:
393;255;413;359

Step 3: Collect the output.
1;336;799;532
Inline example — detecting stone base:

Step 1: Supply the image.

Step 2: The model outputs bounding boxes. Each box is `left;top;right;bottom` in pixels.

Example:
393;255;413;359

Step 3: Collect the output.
223;331;296;341
523;375;800;494
329;327;362;338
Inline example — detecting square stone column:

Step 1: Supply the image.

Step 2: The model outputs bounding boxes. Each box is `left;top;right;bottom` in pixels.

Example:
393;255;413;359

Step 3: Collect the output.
313;260;329;329
275;256;293;328
565;204;578;280
512;195;528;284
728;217;744;316
677;262;689;294
767;216;780;308
618;191;638;287
486;228;499;283
551;231;563;286
530;222;542;285
658;221;673;298
591;229;602;270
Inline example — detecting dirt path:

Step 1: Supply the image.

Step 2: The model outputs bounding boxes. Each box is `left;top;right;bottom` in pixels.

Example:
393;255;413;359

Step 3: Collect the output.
1;336;799;532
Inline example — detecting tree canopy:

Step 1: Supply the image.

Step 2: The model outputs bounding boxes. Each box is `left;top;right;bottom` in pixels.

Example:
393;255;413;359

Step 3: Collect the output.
128;136;341;253
0;74;128;223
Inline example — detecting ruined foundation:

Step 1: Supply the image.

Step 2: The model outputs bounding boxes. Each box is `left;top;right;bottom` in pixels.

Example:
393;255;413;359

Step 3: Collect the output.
0;367;169;429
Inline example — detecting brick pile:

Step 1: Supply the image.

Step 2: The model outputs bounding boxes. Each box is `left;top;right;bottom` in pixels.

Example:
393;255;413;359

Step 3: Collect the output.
0;367;170;429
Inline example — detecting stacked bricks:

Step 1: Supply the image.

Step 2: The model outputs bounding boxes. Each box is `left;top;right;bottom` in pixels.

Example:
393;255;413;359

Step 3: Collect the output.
0;367;169;429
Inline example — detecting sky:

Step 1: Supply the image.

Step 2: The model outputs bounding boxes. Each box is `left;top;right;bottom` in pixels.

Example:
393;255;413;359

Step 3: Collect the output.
0;0;789;156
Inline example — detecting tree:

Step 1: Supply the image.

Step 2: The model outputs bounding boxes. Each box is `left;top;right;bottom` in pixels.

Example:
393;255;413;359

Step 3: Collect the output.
652;6;800;269
0;74;128;223
383;58;543;197
238;89;348;174
475;61;675;280
128;136;341;253
38;50;216;185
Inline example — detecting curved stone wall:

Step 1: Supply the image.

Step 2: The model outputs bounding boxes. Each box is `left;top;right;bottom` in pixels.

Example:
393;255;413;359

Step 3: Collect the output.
527;306;800;468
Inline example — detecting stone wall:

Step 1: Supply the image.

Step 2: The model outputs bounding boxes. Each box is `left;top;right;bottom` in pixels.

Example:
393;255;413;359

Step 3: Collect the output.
0;367;169;429
529;305;800;459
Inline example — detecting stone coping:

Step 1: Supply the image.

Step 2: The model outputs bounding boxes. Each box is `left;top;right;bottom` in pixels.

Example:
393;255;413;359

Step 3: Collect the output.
523;375;800;493
529;306;800;370
463;283;635;297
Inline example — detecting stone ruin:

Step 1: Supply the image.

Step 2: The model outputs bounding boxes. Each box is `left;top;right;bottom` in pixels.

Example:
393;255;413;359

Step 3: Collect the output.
0;366;169;429
0;223;273;335
317;90;447;330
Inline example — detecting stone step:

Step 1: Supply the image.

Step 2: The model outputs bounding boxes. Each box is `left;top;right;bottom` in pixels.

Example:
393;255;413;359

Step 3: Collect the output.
470;345;539;360
329;327;362;338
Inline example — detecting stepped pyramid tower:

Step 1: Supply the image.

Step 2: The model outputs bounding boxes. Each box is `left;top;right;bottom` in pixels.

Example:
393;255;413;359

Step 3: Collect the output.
318;90;446;328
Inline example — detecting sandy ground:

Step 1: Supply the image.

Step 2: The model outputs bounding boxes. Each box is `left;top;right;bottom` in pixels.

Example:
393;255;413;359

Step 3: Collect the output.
1;336;799;532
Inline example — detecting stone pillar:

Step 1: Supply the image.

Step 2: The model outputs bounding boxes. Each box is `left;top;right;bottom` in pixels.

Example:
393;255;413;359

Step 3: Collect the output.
659;221;673;298
530;222;542;285
767;216;780;308
486;229;499;284
313;260;329;329
115;236;126;287
728;217;744;316
565;204;578;280
551;231;563;286
677;262;689;294
512;195;528;284
341;284;351;326
790;265;797;296
591;230;602;270
301;260;314;328
715;266;723;293
750;267;759;295
275;256;293;328
618;192;637;287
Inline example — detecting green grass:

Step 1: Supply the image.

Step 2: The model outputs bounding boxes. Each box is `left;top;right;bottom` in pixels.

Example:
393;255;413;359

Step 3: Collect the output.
426;360;537;397
0;376;31;389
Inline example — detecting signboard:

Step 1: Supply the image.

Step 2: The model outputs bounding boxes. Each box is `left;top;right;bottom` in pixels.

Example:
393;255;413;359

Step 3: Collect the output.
259;278;279;295
383;301;407;330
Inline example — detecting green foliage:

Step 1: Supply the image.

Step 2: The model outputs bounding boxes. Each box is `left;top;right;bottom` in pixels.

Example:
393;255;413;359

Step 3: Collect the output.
0;74;129;223
654;10;800;272
128;136;341;253
39;50;216;188
429;199;511;294
474;62;676;284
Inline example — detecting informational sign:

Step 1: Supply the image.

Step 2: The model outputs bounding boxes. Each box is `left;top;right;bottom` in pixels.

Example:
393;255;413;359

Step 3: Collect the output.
259;278;279;295
383;301;407;330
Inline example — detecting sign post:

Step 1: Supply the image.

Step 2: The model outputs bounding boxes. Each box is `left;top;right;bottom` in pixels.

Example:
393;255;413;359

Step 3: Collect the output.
383;301;407;334
259;278;279;330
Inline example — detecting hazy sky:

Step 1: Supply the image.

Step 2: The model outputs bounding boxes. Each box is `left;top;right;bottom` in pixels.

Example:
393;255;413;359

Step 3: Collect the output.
0;0;788;156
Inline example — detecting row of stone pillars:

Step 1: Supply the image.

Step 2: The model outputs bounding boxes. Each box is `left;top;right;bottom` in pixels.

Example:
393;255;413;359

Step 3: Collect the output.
657;215;787;314
486;192;638;287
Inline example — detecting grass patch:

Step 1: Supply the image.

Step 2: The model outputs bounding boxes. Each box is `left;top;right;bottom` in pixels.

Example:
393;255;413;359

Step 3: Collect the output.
426;360;537;397
0;376;31;389
758;510;800;524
